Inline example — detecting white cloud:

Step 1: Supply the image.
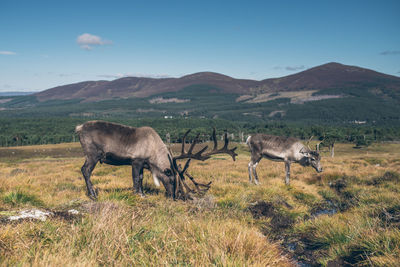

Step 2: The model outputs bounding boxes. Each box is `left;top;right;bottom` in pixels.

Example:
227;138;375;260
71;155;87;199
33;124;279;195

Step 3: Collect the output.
97;74;124;79
272;65;306;71
58;73;79;77
285;65;305;71
380;50;400;56
76;33;112;50
0;51;17;55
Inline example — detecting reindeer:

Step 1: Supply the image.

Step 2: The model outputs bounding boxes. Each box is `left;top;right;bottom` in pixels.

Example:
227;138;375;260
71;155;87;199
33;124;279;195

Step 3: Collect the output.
75;120;237;200
246;134;323;185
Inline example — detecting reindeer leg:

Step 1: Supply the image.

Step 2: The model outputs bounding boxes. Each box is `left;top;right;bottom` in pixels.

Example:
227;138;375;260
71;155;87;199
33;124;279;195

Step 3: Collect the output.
252;161;261;185
285;160;291;185
250;156;262;185
81;157;98;200
132;160;145;197
138;166;145;196
249;154;261;184
248;161;253;183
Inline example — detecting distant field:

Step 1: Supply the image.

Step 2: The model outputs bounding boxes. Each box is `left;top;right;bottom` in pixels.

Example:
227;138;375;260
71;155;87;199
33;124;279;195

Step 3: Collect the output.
1;142;399;266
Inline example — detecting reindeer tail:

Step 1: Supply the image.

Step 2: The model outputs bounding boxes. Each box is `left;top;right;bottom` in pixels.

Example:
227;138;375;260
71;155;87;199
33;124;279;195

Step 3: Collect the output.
75;124;83;134
246;135;251;146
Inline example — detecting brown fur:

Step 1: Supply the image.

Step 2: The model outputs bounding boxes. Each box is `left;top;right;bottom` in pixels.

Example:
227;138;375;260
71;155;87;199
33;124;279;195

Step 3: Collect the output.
76;121;174;199
247;133;323;185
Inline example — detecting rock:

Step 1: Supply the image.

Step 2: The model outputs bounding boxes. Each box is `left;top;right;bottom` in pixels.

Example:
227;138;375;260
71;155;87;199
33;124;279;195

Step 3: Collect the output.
8;209;53;221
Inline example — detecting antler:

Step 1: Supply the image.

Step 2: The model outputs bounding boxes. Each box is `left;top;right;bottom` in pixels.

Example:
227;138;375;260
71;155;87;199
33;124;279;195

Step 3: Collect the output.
317;134;326;145
174;128;237;161
315;134;326;153
172;158;212;200
306;135;314;150
172;128;237;200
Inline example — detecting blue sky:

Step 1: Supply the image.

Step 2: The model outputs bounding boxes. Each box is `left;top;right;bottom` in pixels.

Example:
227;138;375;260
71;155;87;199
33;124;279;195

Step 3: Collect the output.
1;0;399;92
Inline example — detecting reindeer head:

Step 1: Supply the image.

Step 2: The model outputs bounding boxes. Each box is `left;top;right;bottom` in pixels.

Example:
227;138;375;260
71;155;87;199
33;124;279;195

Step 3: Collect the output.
169;128;237;200
158;162;177;199
299;137;323;173
146;153;177;198
301;150;323;173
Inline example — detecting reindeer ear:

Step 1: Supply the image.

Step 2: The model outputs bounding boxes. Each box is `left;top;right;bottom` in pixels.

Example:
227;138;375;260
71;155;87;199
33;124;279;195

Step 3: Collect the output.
164;168;173;176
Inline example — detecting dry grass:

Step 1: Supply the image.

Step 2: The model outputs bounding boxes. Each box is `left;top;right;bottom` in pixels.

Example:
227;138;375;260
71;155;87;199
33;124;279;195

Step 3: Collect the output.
1;142;400;266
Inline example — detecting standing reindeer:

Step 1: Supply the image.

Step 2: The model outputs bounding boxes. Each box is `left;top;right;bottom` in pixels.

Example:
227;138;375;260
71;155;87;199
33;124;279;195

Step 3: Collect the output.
75;121;237;200
246;134;323;185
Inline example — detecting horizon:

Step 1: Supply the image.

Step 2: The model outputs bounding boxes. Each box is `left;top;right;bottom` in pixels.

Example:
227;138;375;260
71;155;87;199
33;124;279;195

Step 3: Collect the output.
1;0;399;92
1;61;400;94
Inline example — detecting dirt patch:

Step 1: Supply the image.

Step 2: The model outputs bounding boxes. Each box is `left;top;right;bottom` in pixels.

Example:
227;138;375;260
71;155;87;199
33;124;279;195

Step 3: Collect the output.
379;205;400;227
248;201;295;233
248;201;275;219
310;200;338;217
339;244;376;266
249;199;344;266
367;171;400;185
318;175;360;212
329;179;348;193
324;191;357;213
52;210;81;222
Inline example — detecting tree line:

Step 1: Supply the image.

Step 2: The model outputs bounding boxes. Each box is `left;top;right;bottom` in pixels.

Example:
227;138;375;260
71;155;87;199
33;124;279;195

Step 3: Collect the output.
1;117;400;147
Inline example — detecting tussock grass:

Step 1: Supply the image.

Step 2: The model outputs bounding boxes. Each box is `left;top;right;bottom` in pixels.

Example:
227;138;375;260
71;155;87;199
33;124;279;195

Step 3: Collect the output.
0;142;399;265
2;190;43;207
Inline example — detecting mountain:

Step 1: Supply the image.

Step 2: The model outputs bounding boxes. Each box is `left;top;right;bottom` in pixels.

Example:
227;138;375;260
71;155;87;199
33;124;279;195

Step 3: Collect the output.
34;62;400;102
35;72;257;102
0;91;37;96
256;62;400;92
2;62;400;126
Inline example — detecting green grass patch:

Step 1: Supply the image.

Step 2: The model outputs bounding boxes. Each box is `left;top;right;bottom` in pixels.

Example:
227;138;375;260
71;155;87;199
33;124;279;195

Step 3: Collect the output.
93;167;118;176
217;196;244;210
291;189;318;206
2;190;44;207
105;190;138;206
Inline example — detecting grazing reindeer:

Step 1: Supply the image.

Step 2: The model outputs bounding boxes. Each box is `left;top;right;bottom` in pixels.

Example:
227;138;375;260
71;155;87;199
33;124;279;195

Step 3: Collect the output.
75;120;237;200
246;134;323;185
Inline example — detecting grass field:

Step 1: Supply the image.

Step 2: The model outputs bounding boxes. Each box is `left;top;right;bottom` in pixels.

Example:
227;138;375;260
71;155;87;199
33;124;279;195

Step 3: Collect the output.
1;142;400;266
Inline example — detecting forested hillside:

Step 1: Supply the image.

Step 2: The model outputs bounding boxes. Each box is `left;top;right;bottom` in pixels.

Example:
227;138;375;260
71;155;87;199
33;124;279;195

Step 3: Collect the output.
1;63;400;147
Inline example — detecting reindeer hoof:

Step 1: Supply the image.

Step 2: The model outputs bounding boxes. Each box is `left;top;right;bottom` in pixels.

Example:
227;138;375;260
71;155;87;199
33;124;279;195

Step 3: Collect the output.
134;191;146;198
87;188;98;200
88;193;97;201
